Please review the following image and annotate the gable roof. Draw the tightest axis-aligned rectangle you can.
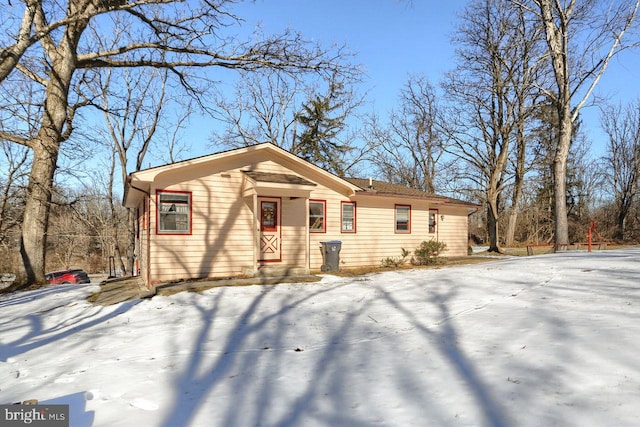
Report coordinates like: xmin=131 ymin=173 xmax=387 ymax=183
xmin=345 ymin=178 xmax=478 ymax=208
xmin=123 ymin=142 xmax=478 ymax=210
xmin=123 ymin=143 xmax=360 ymax=207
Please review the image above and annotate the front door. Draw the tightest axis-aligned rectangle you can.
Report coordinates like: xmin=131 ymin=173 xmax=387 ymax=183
xmin=259 ymin=197 xmax=281 ymax=262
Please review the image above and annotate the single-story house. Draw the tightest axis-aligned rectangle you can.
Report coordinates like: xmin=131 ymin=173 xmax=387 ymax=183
xmin=123 ymin=142 xmax=478 ymax=288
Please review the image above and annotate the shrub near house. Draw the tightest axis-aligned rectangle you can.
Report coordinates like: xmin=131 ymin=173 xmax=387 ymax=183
xmin=381 ymin=241 xmax=447 ymax=268
xmin=413 ymin=240 xmax=447 ymax=265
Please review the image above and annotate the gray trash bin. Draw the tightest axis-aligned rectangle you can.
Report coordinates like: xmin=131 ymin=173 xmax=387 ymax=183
xmin=320 ymin=240 xmax=342 ymax=272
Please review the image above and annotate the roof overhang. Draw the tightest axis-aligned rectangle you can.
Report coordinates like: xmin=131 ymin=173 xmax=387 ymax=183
xmin=242 ymin=171 xmax=317 ymax=198
xmin=123 ymin=176 xmax=150 ymax=209
xmin=352 ymin=190 xmax=480 ymax=211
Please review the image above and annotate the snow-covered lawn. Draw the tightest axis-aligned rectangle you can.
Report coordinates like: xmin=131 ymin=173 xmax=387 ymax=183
xmin=1 ymin=249 xmax=639 ymax=427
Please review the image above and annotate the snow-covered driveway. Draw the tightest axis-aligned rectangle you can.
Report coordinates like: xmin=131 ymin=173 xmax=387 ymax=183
xmin=1 ymin=248 xmax=639 ymax=427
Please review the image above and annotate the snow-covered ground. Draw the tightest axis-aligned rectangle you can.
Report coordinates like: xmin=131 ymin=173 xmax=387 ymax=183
xmin=1 ymin=248 xmax=639 ymax=427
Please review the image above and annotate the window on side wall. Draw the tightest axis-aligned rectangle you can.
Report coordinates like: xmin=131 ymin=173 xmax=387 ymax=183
xmin=157 ymin=191 xmax=191 ymax=234
xmin=395 ymin=204 xmax=411 ymax=233
xmin=309 ymin=200 xmax=326 ymax=233
xmin=341 ymin=201 xmax=356 ymax=233
xmin=429 ymin=209 xmax=438 ymax=234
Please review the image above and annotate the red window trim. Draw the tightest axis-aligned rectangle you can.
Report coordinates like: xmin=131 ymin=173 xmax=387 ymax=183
xmin=309 ymin=199 xmax=327 ymax=233
xmin=260 ymin=200 xmax=279 ymax=232
xmin=341 ymin=201 xmax=357 ymax=233
xmin=258 ymin=196 xmax=282 ymax=263
xmin=156 ymin=190 xmax=193 ymax=236
xmin=395 ymin=204 xmax=411 ymax=234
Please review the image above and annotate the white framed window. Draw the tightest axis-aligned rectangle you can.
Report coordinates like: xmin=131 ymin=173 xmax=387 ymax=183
xmin=309 ymin=200 xmax=326 ymax=233
xmin=157 ymin=191 xmax=191 ymax=234
xmin=395 ymin=204 xmax=411 ymax=233
xmin=341 ymin=201 xmax=356 ymax=233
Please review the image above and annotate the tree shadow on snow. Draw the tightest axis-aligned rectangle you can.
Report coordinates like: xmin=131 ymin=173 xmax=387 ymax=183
xmin=160 ymin=281 xmax=381 ymax=427
xmin=40 ymin=391 xmax=95 ymax=427
xmin=159 ymin=273 xmax=518 ymax=427
xmin=374 ymin=281 xmax=510 ymax=427
xmin=0 ymin=286 xmax=140 ymax=363
xmin=159 ymin=253 xmax=635 ymax=427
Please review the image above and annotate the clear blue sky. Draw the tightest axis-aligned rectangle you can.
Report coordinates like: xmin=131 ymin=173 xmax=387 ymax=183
xmin=189 ymin=0 xmax=640 ymax=160
xmin=239 ymin=0 xmax=460 ymax=107
xmin=179 ymin=0 xmax=463 ymax=161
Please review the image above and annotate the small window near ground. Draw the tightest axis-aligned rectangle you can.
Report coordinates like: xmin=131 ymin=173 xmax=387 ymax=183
xmin=429 ymin=209 xmax=438 ymax=234
xmin=309 ymin=200 xmax=326 ymax=233
xmin=157 ymin=191 xmax=191 ymax=234
xmin=341 ymin=201 xmax=356 ymax=233
xmin=395 ymin=204 xmax=411 ymax=233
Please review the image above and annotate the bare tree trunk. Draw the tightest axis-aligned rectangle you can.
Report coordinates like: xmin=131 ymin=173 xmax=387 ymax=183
xmin=536 ymin=0 xmax=572 ymax=248
xmin=505 ymin=85 xmax=527 ymax=246
xmin=111 ymin=216 xmax=127 ymax=276
xmin=553 ymin=112 xmax=573 ymax=247
xmin=106 ymin=149 xmax=127 ymax=276
xmin=616 ymin=211 xmax=626 ymax=240
xmin=16 ymin=3 xmax=86 ymax=286
xmin=19 ymin=143 xmax=58 ymax=283
xmin=505 ymin=118 xmax=526 ymax=246
xmin=487 ymin=200 xmax=500 ymax=252
xmin=505 ymin=184 xmax=522 ymax=246
xmin=113 ymin=239 xmax=126 ymax=275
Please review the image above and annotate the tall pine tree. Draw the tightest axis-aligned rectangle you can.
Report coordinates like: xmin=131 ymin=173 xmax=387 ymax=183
xmin=295 ymin=79 xmax=351 ymax=175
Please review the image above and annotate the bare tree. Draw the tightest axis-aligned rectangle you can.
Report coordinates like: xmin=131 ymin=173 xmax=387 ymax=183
xmin=90 ymin=62 xmax=188 ymax=276
xmin=517 ymin=0 xmax=640 ymax=247
xmin=48 ymin=206 xmax=91 ymax=270
xmin=77 ymin=170 xmax=123 ymax=271
xmin=365 ymin=75 xmax=447 ymax=193
xmin=0 ymin=0 xmax=354 ymax=285
xmin=0 ymin=143 xmax=29 ymax=248
xmin=444 ymin=0 xmax=540 ymax=252
xmin=600 ymin=100 xmax=640 ymax=239
xmin=504 ymin=8 xmax=545 ymax=246
xmin=210 ymin=69 xmax=365 ymax=175
xmin=211 ymin=70 xmax=303 ymax=151
xmin=47 ymin=181 xmax=128 ymax=273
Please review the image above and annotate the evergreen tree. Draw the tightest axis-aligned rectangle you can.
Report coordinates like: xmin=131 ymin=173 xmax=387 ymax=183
xmin=295 ymin=79 xmax=351 ymax=175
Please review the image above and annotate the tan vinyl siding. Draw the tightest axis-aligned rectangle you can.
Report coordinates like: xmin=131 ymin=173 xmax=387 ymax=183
xmin=308 ymin=192 xmax=469 ymax=270
xmin=129 ymin=143 xmax=473 ymax=285
xmin=148 ymin=170 xmax=255 ymax=282
xmin=144 ymin=158 xmax=324 ymax=282
xmin=280 ymin=197 xmax=307 ymax=267
xmin=436 ymin=209 xmax=469 ymax=256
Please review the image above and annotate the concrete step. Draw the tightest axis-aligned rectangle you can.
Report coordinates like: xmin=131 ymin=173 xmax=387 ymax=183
xmin=254 ymin=266 xmax=310 ymax=278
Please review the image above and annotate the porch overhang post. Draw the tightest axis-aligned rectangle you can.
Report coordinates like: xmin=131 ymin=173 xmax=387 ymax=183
xmin=305 ymin=197 xmax=310 ymax=271
xmin=253 ymin=192 xmax=259 ymax=273
xmin=145 ymin=196 xmax=151 ymax=288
